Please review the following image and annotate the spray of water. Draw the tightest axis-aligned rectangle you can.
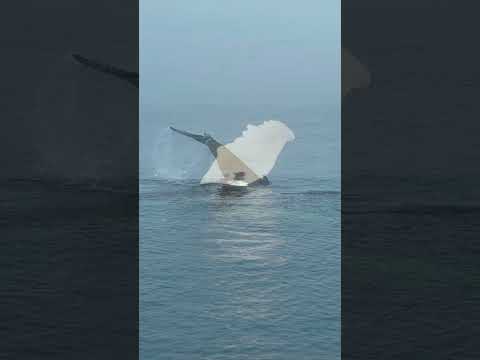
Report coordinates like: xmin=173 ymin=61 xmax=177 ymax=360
xmin=150 ymin=127 xmax=211 ymax=181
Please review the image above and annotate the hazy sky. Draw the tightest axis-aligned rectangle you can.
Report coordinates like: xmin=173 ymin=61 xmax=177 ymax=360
xmin=140 ymin=1 xmax=340 ymax=107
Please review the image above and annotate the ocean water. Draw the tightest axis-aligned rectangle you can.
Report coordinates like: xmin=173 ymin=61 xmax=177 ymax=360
xmin=140 ymin=105 xmax=340 ymax=359
xmin=1 ymin=179 xmax=138 ymax=358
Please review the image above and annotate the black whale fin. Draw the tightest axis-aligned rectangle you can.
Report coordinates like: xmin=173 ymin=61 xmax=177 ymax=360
xmin=72 ymin=54 xmax=138 ymax=88
xmin=169 ymin=126 xmax=223 ymax=156
xmin=169 ymin=127 xmax=208 ymax=144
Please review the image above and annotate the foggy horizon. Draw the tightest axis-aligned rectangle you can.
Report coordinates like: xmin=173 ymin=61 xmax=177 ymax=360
xmin=140 ymin=0 xmax=340 ymax=108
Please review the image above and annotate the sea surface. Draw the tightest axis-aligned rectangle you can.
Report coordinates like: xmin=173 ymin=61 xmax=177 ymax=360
xmin=140 ymin=105 xmax=341 ymax=360
xmin=1 ymin=179 xmax=138 ymax=358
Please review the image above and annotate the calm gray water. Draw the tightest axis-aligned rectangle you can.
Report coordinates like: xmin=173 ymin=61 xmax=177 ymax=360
xmin=140 ymin=106 xmax=340 ymax=359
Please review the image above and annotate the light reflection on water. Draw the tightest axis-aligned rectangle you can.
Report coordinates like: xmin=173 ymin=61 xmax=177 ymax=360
xmin=203 ymin=187 xmax=288 ymax=325
xmin=206 ymin=187 xmax=287 ymax=267
xmin=140 ymin=178 xmax=340 ymax=360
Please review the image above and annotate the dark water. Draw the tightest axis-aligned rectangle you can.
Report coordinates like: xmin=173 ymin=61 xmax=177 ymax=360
xmin=1 ymin=179 xmax=138 ymax=359
xmin=140 ymin=177 xmax=340 ymax=359
xmin=342 ymin=176 xmax=480 ymax=359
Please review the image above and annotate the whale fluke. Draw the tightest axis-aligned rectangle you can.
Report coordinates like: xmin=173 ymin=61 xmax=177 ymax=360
xmin=72 ymin=54 xmax=138 ymax=88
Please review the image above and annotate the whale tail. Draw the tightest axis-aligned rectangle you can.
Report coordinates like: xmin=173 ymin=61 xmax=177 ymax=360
xmin=72 ymin=54 xmax=138 ymax=88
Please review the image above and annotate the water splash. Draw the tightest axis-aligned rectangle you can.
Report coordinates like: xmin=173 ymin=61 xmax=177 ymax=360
xmin=150 ymin=127 xmax=211 ymax=181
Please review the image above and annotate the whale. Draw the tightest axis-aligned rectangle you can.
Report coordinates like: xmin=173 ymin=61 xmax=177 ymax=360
xmin=72 ymin=54 xmax=138 ymax=88
xmin=170 ymin=121 xmax=295 ymax=187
